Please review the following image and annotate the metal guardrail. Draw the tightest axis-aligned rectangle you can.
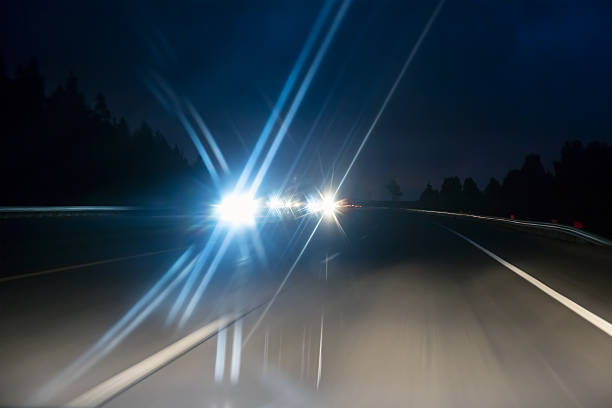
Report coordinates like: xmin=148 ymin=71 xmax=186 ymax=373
xmin=402 ymin=208 xmax=612 ymax=247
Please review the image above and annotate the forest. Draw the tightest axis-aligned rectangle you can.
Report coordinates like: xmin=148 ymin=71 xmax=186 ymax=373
xmin=0 ymin=58 xmax=209 ymax=206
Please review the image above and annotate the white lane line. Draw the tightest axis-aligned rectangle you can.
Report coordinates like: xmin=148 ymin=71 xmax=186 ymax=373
xmin=0 ymin=248 xmax=181 ymax=283
xmin=443 ymin=225 xmax=612 ymax=337
xmin=67 ymin=314 xmax=238 ymax=408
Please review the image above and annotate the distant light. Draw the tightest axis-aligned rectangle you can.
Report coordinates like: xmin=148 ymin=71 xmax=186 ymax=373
xmin=307 ymin=192 xmax=338 ymax=219
xmin=267 ymin=196 xmax=284 ymax=210
xmin=307 ymin=200 xmax=322 ymax=214
xmin=320 ymin=193 xmax=338 ymax=217
xmin=217 ymin=194 xmax=259 ymax=226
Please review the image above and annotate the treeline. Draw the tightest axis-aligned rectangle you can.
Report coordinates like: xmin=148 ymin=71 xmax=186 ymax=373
xmin=0 ymin=58 xmax=207 ymax=206
xmin=418 ymin=141 xmax=612 ymax=236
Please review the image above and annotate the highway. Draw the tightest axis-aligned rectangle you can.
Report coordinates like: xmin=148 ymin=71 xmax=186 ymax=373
xmin=1 ymin=209 xmax=612 ymax=407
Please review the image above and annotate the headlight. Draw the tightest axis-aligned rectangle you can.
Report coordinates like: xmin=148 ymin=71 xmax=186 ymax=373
xmin=266 ymin=196 xmax=284 ymax=209
xmin=307 ymin=193 xmax=338 ymax=219
xmin=217 ymin=194 xmax=259 ymax=227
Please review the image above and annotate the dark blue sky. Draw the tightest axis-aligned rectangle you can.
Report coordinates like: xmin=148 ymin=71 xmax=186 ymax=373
xmin=2 ymin=0 xmax=611 ymax=199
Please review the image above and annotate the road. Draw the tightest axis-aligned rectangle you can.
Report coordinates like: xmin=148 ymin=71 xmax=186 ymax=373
xmin=1 ymin=209 xmax=612 ymax=407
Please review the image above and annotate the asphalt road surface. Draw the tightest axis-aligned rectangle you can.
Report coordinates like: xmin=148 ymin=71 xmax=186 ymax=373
xmin=1 ymin=209 xmax=612 ymax=407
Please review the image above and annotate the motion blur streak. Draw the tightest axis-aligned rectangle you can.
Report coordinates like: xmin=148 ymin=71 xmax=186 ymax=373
xmin=335 ymin=0 xmax=446 ymax=196
xmin=31 ymin=247 xmax=195 ymax=405
xmin=179 ymin=231 xmax=235 ymax=327
xmin=243 ymin=216 xmax=324 ymax=347
xmin=186 ymin=100 xmax=229 ymax=174
xmin=443 ymin=225 xmax=612 ymax=337
xmin=233 ymin=0 xmax=335 ymax=193
xmin=249 ymin=0 xmax=352 ymax=197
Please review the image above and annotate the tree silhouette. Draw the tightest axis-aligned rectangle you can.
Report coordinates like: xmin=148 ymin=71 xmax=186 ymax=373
xmin=386 ymin=176 xmax=403 ymax=201
xmin=462 ymin=177 xmax=482 ymax=213
xmin=417 ymin=141 xmax=612 ymax=237
xmin=484 ymin=177 xmax=502 ymax=215
xmin=419 ymin=182 xmax=439 ymax=209
xmin=440 ymin=176 xmax=462 ymax=211
xmin=0 ymin=58 xmax=204 ymax=206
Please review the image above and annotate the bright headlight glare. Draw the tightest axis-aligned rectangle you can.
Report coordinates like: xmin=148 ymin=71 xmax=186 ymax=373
xmin=217 ymin=194 xmax=259 ymax=226
xmin=267 ymin=196 xmax=283 ymax=209
xmin=320 ymin=194 xmax=337 ymax=217
xmin=307 ymin=193 xmax=338 ymax=218
xmin=307 ymin=200 xmax=322 ymax=213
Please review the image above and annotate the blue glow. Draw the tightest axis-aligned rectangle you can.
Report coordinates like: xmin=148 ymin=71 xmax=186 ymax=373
xmin=149 ymin=74 xmax=220 ymax=186
xmin=277 ymin=82 xmax=336 ymax=194
xmin=215 ymin=328 xmax=227 ymax=383
xmin=216 ymin=193 xmax=260 ymax=227
xmin=335 ymin=0 xmax=446 ymax=196
xmin=166 ymin=227 xmax=222 ymax=325
xmin=179 ymin=231 xmax=235 ymax=327
xmin=32 ymin=247 xmax=194 ymax=404
xmin=186 ymin=100 xmax=230 ymax=174
xmin=249 ymin=0 xmax=353 ymax=197
xmin=233 ymin=0 xmax=335 ymax=194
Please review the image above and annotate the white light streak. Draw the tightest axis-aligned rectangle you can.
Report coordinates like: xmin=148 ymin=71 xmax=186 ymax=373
xmin=335 ymin=0 xmax=446 ymax=196
xmin=32 ymin=248 xmax=195 ymax=405
xmin=249 ymin=0 xmax=353 ymax=197
xmin=234 ymin=0 xmax=335 ymax=193
xmin=243 ymin=216 xmax=324 ymax=347
xmin=186 ymin=100 xmax=230 ymax=174
xmin=179 ymin=231 xmax=235 ymax=327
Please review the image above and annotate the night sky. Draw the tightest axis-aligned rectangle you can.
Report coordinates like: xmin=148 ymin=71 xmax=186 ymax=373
xmin=2 ymin=0 xmax=611 ymax=199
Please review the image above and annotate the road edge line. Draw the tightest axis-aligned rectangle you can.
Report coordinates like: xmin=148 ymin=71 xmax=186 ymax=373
xmin=404 ymin=208 xmax=612 ymax=246
xmin=441 ymin=225 xmax=612 ymax=337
